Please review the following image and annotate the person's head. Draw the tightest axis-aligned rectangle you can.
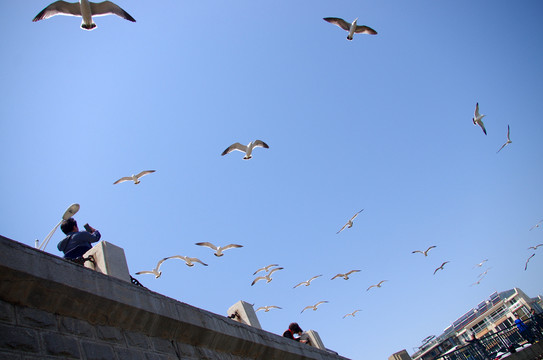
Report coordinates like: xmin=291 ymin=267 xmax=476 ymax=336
xmin=289 ymin=322 xmax=303 ymax=334
xmin=61 ymin=218 xmax=78 ymax=234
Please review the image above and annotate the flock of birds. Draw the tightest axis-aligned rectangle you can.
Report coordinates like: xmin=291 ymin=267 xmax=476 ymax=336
xmin=29 ymin=0 xmax=540 ymax=334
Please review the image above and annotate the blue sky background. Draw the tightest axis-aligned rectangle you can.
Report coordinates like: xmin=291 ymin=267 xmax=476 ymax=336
xmin=1 ymin=1 xmax=542 ymax=359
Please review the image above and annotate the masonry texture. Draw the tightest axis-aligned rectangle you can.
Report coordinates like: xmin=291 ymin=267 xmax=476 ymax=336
xmin=0 ymin=235 xmax=349 ymax=360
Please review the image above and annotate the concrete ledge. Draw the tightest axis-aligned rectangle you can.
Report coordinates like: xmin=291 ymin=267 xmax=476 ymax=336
xmin=0 ymin=235 xmax=349 ymax=360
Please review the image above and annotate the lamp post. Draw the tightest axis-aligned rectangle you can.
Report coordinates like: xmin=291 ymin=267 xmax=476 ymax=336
xmin=37 ymin=203 xmax=80 ymax=251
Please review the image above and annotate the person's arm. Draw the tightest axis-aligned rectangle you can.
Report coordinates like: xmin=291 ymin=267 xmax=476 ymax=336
xmin=81 ymin=230 xmax=101 ymax=243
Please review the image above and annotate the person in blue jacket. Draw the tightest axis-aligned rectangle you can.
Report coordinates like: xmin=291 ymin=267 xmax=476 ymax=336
xmin=57 ymin=218 xmax=101 ymax=260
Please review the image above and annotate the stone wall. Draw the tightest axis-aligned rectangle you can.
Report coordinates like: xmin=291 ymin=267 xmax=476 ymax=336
xmin=0 ymin=235 xmax=349 ymax=360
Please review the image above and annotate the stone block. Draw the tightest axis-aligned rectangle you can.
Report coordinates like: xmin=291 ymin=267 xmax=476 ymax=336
xmin=151 ymin=337 xmax=175 ymax=353
xmin=0 ymin=324 xmax=39 ymax=353
xmin=124 ymin=330 xmax=151 ymax=349
xmin=59 ymin=316 xmax=94 ymax=338
xmin=17 ymin=307 xmax=57 ymax=330
xmin=227 ymin=301 xmax=262 ymax=329
xmin=0 ymin=351 xmax=22 ymax=360
xmin=95 ymin=325 xmax=124 ymax=344
xmin=114 ymin=347 xmax=146 ymax=360
xmin=84 ymin=241 xmax=131 ymax=282
xmin=0 ymin=300 xmax=16 ymax=324
xmin=42 ymin=332 xmax=80 ymax=358
xmin=81 ymin=341 xmax=115 ymax=360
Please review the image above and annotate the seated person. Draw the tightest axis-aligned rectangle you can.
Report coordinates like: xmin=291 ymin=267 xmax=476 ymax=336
xmin=283 ymin=323 xmax=308 ymax=343
xmin=57 ymin=218 xmax=101 ymax=260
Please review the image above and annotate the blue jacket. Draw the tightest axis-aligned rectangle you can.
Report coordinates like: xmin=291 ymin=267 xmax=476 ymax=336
xmin=57 ymin=230 xmax=101 ymax=259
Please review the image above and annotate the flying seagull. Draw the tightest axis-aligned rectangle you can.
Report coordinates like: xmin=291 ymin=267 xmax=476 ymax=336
xmin=366 ymin=280 xmax=387 ymax=291
xmin=33 ymin=0 xmax=136 ymax=30
xmin=255 ymin=305 xmax=282 ymax=312
xmin=323 ymin=17 xmax=377 ymax=40
xmin=433 ymin=261 xmax=450 ymax=275
xmin=472 ymin=102 xmax=487 ymax=135
xmin=477 ymin=268 xmax=491 ymax=278
xmin=412 ymin=246 xmax=437 ymax=257
xmin=135 ymin=257 xmax=170 ymax=278
xmin=470 ymin=278 xmax=483 ymax=286
xmin=528 ymin=244 xmax=543 ymax=251
xmin=113 ymin=170 xmax=155 ymax=185
xmin=301 ymin=301 xmax=328 ymax=313
xmin=530 ymin=220 xmax=543 ymax=231
xmin=525 ymin=254 xmax=535 ymax=270
xmin=337 ymin=209 xmax=364 ymax=234
xmin=343 ymin=310 xmax=362 ymax=319
xmin=293 ymin=275 xmax=322 ymax=288
xmin=474 ymin=259 xmax=489 ymax=268
xmin=164 ymin=255 xmax=208 ymax=267
xmin=251 ymin=267 xmax=284 ymax=286
xmin=221 ymin=140 xmax=269 ymax=159
xmin=496 ymin=125 xmax=512 ymax=153
xmin=195 ymin=242 xmax=243 ymax=257
xmin=331 ymin=270 xmax=361 ymax=280
xmin=253 ymin=264 xmax=279 ymax=275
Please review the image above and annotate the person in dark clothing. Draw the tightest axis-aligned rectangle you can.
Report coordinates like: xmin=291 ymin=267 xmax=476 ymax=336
xmin=515 ymin=314 xmax=535 ymax=344
xmin=283 ymin=323 xmax=307 ymax=343
xmin=57 ymin=218 xmax=101 ymax=260
xmin=530 ymin=309 xmax=543 ymax=338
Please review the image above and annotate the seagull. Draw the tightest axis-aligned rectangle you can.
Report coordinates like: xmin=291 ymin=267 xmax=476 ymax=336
xmin=337 ymin=209 xmax=364 ymax=234
xmin=528 ymin=244 xmax=543 ymax=250
xmin=113 ymin=170 xmax=155 ymax=185
xmin=255 ymin=305 xmax=282 ymax=312
xmin=301 ymin=301 xmax=328 ymax=313
xmin=477 ymin=268 xmax=491 ymax=278
xmin=412 ymin=246 xmax=437 ymax=257
xmin=323 ymin=17 xmax=377 ymax=40
xmin=251 ymin=267 xmax=284 ymax=286
xmin=331 ymin=270 xmax=361 ymax=280
xmin=433 ymin=261 xmax=450 ymax=275
xmin=366 ymin=280 xmax=387 ymax=291
xmin=472 ymin=102 xmax=487 ymax=135
xmin=135 ymin=257 xmax=170 ymax=278
xmin=221 ymin=140 xmax=269 ymax=159
xmin=253 ymin=264 xmax=279 ymax=275
xmin=33 ymin=0 xmax=136 ymax=31
xmin=343 ymin=310 xmax=362 ymax=319
xmin=525 ymin=254 xmax=535 ymax=271
xmin=293 ymin=275 xmax=322 ymax=288
xmin=529 ymin=220 xmax=543 ymax=231
xmin=474 ymin=259 xmax=489 ymax=268
xmin=164 ymin=255 xmax=208 ymax=267
xmin=470 ymin=278 xmax=483 ymax=286
xmin=496 ymin=125 xmax=512 ymax=153
xmin=195 ymin=242 xmax=243 ymax=257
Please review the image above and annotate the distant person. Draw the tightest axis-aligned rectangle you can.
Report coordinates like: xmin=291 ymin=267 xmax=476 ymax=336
xmin=466 ymin=333 xmax=489 ymax=359
xmin=57 ymin=218 xmax=101 ymax=261
xmin=530 ymin=309 xmax=543 ymax=334
xmin=515 ymin=314 xmax=534 ymax=344
xmin=283 ymin=323 xmax=307 ymax=343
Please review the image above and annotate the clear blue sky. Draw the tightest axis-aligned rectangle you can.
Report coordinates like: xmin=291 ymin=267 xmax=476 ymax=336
xmin=1 ymin=1 xmax=542 ymax=359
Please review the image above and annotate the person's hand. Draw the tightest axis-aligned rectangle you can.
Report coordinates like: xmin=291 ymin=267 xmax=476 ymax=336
xmin=300 ymin=340 xmax=308 ymax=344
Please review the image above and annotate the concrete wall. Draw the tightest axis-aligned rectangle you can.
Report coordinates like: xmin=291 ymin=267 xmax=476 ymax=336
xmin=0 ymin=235 xmax=349 ymax=360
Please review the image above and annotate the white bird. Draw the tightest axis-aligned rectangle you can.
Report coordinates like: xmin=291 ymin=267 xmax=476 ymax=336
xmin=470 ymin=279 xmax=483 ymax=286
xmin=529 ymin=220 xmax=543 ymax=231
xmin=33 ymin=0 xmax=136 ymax=30
xmin=255 ymin=305 xmax=282 ymax=312
xmin=477 ymin=268 xmax=491 ymax=278
xmin=165 ymin=255 xmax=208 ymax=267
xmin=528 ymin=244 xmax=543 ymax=251
xmin=412 ymin=246 xmax=437 ymax=257
xmin=331 ymin=270 xmax=361 ymax=280
xmin=472 ymin=102 xmax=487 ymax=135
xmin=525 ymin=254 xmax=535 ymax=271
xmin=474 ymin=259 xmax=489 ymax=268
xmin=366 ymin=280 xmax=387 ymax=291
xmin=251 ymin=267 xmax=284 ymax=286
xmin=195 ymin=242 xmax=243 ymax=257
xmin=301 ymin=301 xmax=328 ymax=313
xmin=293 ymin=275 xmax=322 ymax=288
xmin=323 ymin=17 xmax=377 ymax=40
xmin=496 ymin=125 xmax=512 ymax=153
xmin=113 ymin=170 xmax=155 ymax=185
xmin=433 ymin=261 xmax=450 ymax=275
xmin=337 ymin=209 xmax=364 ymax=234
xmin=221 ymin=140 xmax=269 ymax=159
xmin=343 ymin=310 xmax=362 ymax=319
xmin=135 ymin=257 xmax=170 ymax=278
xmin=253 ymin=264 xmax=279 ymax=275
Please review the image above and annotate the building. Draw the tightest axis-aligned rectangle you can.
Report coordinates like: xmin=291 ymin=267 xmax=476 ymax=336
xmin=410 ymin=288 xmax=543 ymax=360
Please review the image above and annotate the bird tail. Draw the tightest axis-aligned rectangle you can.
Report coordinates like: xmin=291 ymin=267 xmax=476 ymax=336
xmin=81 ymin=23 xmax=97 ymax=30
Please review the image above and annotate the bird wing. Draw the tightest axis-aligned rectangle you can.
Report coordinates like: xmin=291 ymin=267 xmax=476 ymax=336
xmin=293 ymin=282 xmax=305 ymax=289
xmin=135 ymin=270 xmax=155 ymax=276
xmin=474 ymin=103 xmax=480 ymax=118
xmin=336 ymin=223 xmax=348 ymax=234
xmin=331 ymin=274 xmax=342 ymax=280
xmin=252 ymin=140 xmax=269 ymax=149
xmin=323 ymin=17 xmax=351 ymax=31
xmin=113 ymin=176 xmax=132 ymax=184
xmin=269 ymin=305 xmax=281 ymax=309
xmin=350 ymin=209 xmax=364 ymax=221
xmin=529 ymin=221 xmax=542 ymax=231
xmin=343 ymin=313 xmax=352 ymax=318
xmin=155 ymin=257 xmax=172 ymax=271
xmin=253 ymin=267 xmax=266 ymax=275
xmin=268 ymin=267 xmax=284 ymax=276
xmin=222 ymin=244 xmax=243 ymax=251
xmin=478 ymin=120 xmax=487 ymax=135
xmin=186 ymin=257 xmax=208 ymax=266
xmin=412 ymin=250 xmax=424 ymax=255
xmin=301 ymin=306 xmax=313 ymax=313
xmin=309 ymin=275 xmax=322 ymax=282
xmin=507 ymin=125 xmax=511 ymax=141
xmin=354 ymin=25 xmax=378 ymax=35
xmin=135 ymin=170 xmax=155 ymax=179
xmin=525 ymin=254 xmax=535 ymax=270
xmin=314 ymin=301 xmax=328 ymax=307
xmin=366 ymin=284 xmax=376 ymax=291
xmin=33 ymin=1 xmax=82 ymax=21
xmin=255 ymin=307 xmax=266 ymax=312
xmin=251 ymin=276 xmax=267 ymax=286
xmin=378 ymin=280 xmax=387 ymax=286
xmin=90 ymin=1 xmax=136 ymax=22
xmin=195 ymin=242 xmax=218 ymax=250
xmin=221 ymin=143 xmax=247 ymax=156
xmin=345 ymin=270 xmax=361 ymax=276
xmin=497 ymin=142 xmax=508 ymax=153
